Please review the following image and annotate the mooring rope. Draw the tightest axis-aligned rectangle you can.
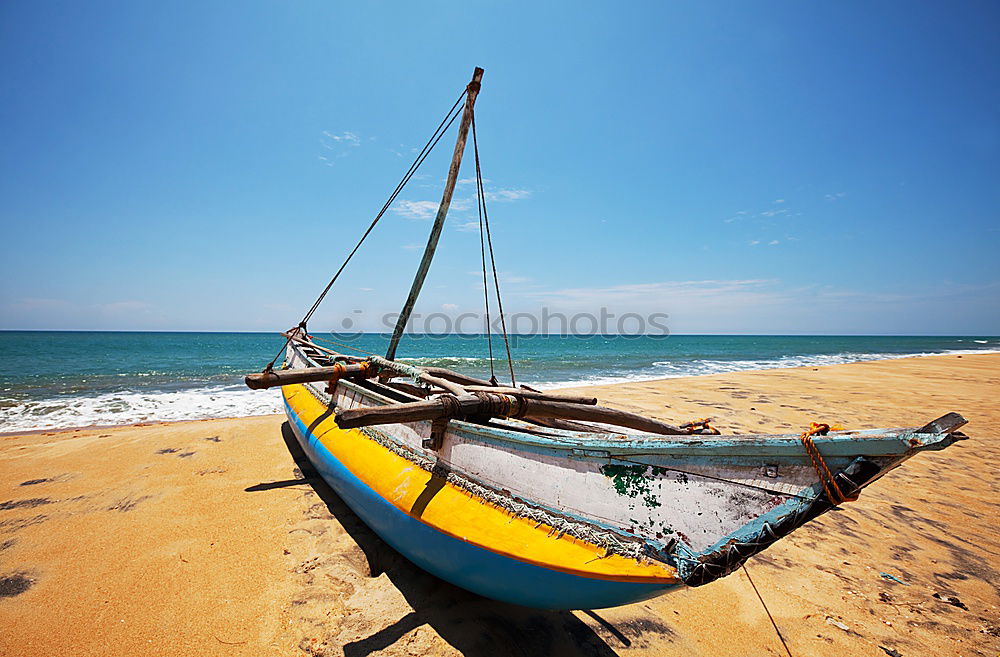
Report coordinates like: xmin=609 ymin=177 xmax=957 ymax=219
xmin=741 ymin=562 xmax=794 ymax=657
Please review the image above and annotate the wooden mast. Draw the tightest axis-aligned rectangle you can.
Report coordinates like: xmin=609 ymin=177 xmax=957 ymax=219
xmin=385 ymin=67 xmax=484 ymax=360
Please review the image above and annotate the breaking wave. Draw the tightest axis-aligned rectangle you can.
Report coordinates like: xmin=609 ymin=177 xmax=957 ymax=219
xmin=0 ymin=385 xmax=284 ymax=433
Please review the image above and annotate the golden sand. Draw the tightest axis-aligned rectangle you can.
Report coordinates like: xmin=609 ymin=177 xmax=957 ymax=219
xmin=1 ymin=353 xmax=997 ymax=656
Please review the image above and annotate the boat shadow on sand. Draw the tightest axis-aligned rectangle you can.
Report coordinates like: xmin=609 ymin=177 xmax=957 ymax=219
xmin=260 ymin=421 xmax=650 ymax=657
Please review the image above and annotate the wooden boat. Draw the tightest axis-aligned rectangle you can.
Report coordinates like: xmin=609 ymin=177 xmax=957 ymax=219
xmin=246 ymin=68 xmax=968 ymax=610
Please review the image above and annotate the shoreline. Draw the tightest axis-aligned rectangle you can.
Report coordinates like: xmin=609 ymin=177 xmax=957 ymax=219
xmin=1 ymin=350 xmax=997 ymax=656
xmin=4 ymin=350 xmax=996 ymax=437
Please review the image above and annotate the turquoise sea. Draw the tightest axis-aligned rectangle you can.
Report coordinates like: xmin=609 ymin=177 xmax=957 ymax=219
xmin=1 ymin=331 xmax=997 ymax=432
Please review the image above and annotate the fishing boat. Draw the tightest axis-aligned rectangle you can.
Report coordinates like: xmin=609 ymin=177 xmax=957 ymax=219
xmin=245 ymin=68 xmax=968 ymax=610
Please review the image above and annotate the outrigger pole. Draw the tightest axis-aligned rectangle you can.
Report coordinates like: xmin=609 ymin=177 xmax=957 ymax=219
xmin=385 ymin=66 xmax=485 ymax=361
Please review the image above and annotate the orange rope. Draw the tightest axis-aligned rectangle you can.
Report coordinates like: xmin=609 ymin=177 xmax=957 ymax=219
xmin=800 ymin=422 xmax=857 ymax=505
xmin=682 ymin=418 xmax=720 ymax=435
xmin=324 ymin=361 xmax=374 ymax=394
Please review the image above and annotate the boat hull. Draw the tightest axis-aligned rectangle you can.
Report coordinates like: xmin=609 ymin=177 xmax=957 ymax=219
xmin=284 ymin=392 xmax=679 ymax=609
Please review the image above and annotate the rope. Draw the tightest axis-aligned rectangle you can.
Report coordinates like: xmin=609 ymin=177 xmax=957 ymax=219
xmin=262 ymin=89 xmax=468 ymax=372
xmin=473 ymin=120 xmax=496 ymax=384
xmin=741 ymin=562 xmax=794 ymax=657
xmin=680 ymin=418 xmax=720 ymax=435
xmin=310 ymin=334 xmax=380 ymax=358
xmin=471 ymin=111 xmax=516 ymax=386
xmin=800 ymin=422 xmax=857 ymax=506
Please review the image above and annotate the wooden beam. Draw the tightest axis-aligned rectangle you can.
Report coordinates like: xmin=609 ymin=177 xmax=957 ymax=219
xmin=335 ymin=392 xmax=687 ymax=435
xmin=245 ymin=364 xmax=371 ymax=390
xmin=462 ymin=386 xmax=598 ymax=405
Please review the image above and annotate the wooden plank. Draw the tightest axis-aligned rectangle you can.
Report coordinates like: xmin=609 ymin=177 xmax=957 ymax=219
xmin=335 ymin=392 xmax=687 ymax=435
xmin=244 ymin=364 xmax=370 ymax=390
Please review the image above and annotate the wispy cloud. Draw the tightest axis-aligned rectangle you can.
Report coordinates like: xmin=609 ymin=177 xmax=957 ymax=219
xmin=486 ymin=188 xmax=531 ymax=202
xmin=825 ymin=192 xmax=846 ymax=201
xmin=393 ymin=196 xmax=476 ymax=220
xmin=318 ymin=130 xmax=362 ymax=166
xmin=321 ymin=130 xmax=361 ymax=147
xmin=395 ymin=200 xmax=440 ymax=220
xmin=401 ymin=243 xmax=423 ymax=251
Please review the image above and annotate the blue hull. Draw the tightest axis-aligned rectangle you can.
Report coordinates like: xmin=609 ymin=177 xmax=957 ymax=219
xmin=285 ymin=399 xmax=678 ymax=609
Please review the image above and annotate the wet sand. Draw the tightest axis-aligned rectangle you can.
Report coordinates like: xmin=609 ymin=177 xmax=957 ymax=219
xmin=1 ymin=353 xmax=997 ymax=656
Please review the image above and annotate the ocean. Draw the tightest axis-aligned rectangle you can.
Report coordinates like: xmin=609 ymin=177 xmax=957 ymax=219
xmin=1 ymin=331 xmax=997 ymax=432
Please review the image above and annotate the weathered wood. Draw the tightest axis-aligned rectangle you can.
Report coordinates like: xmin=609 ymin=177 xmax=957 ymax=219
xmin=462 ymin=386 xmax=598 ymax=405
xmin=337 ymin=394 xmax=483 ymax=428
xmin=422 ymin=367 xmax=494 ymax=388
xmin=367 ymin=355 xmax=468 ymax=395
xmin=916 ymin=412 xmax=968 ymax=434
xmin=381 ymin=366 xmax=493 ymax=388
xmin=335 ymin=393 xmax=687 ymax=435
xmin=521 ymin=416 xmax=604 ymax=432
xmin=383 ymin=380 xmax=430 ymax=399
xmin=245 ymin=364 xmax=371 ymax=390
xmin=521 ymin=399 xmax=687 ymax=435
xmin=280 ymin=334 xmax=350 ymax=360
xmin=385 ymin=67 xmax=485 ymax=361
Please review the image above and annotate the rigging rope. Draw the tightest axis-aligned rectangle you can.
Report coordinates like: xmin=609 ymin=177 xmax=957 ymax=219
xmin=470 ymin=111 xmax=516 ymax=386
xmin=473 ymin=126 xmax=496 ymax=384
xmin=262 ymin=89 xmax=468 ymax=372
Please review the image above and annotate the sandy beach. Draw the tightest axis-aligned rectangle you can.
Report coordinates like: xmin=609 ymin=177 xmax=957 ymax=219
xmin=1 ymin=352 xmax=997 ymax=657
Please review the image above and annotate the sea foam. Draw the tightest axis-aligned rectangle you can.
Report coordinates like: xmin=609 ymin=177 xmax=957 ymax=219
xmin=0 ymin=385 xmax=284 ymax=433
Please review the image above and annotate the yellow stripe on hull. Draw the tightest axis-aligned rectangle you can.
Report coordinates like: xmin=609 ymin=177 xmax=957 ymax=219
xmin=283 ymin=384 xmax=679 ymax=585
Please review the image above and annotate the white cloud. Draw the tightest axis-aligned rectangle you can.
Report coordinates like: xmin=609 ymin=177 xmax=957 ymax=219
xmin=486 ymin=188 xmax=531 ymax=202
xmin=774 ymin=199 xmax=786 ymax=204
xmin=395 ymin=197 xmax=476 ymax=220
xmin=454 ymin=221 xmax=480 ymax=232
xmin=321 ymin=130 xmax=361 ymax=147
xmin=825 ymin=192 xmax=846 ymax=201
xmin=394 ymin=200 xmax=440 ymax=219
xmin=759 ymin=208 xmax=788 ymax=217
xmin=401 ymin=243 xmax=423 ymax=251
xmin=442 ymin=303 xmax=459 ymax=310
xmin=749 ymin=240 xmax=761 ymax=246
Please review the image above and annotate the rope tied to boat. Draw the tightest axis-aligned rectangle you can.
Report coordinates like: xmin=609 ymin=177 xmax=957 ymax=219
xmin=324 ymin=361 xmax=375 ymax=394
xmin=681 ymin=418 xmax=720 ymax=435
xmin=800 ymin=422 xmax=857 ymax=506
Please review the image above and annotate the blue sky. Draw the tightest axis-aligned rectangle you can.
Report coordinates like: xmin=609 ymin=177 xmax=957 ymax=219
xmin=1 ymin=1 xmax=998 ymax=334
